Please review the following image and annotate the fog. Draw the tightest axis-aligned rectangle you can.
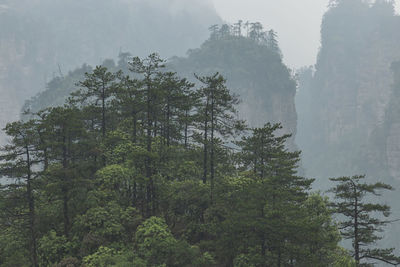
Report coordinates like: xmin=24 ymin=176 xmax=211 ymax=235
xmin=212 ymin=0 xmax=400 ymax=68
xmin=2 ymin=0 xmax=400 ymax=265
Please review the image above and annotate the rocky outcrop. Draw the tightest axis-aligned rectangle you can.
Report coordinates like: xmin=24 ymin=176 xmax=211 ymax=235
xmin=171 ymin=30 xmax=298 ymax=149
xmin=383 ymin=62 xmax=400 ymax=180
xmin=0 ymin=37 xmax=44 ymax=143
xmin=386 ymin=123 xmax=400 ymax=179
xmin=296 ymin=0 xmax=400 ymax=181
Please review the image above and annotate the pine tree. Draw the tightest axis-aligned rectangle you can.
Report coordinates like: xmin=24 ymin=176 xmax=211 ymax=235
xmin=208 ymin=24 xmax=220 ymax=40
xmin=267 ymin=29 xmax=280 ymax=54
xmin=0 ymin=120 xmax=42 ymax=267
xmin=249 ymin=22 xmax=263 ymax=42
xmin=236 ymin=123 xmax=313 ymax=266
xmin=195 ymin=73 xmax=243 ymax=198
xmin=329 ymin=175 xmax=400 ymax=266
xmin=128 ymin=53 xmax=165 ymax=216
xmin=72 ymin=65 xmax=117 ymax=139
xmin=158 ymin=72 xmax=195 ymax=147
xmin=112 ymin=72 xmax=144 ymax=144
xmin=233 ymin=20 xmax=243 ymax=37
xmin=39 ymin=106 xmax=86 ymax=237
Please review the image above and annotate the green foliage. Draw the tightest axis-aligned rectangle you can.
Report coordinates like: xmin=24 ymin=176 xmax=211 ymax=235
xmin=73 ymin=201 xmax=141 ymax=248
xmin=135 ymin=216 xmax=178 ymax=265
xmin=134 ymin=216 xmax=215 ymax=267
xmin=0 ymin=227 xmax=31 ymax=267
xmin=82 ymin=246 xmax=134 ymax=267
xmin=331 ymin=247 xmax=357 ymax=267
xmin=37 ymin=230 xmax=74 ymax=266
xmin=0 ymin=52 xmax=352 ymax=266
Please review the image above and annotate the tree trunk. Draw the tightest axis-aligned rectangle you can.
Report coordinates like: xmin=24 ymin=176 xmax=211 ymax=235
xmin=261 ymin=206 xmax=266 ymax=260
xmin=62 ymin=129 xmax=70 ymax=237
xmin=101 ymin=86 xmax=107 ymax=166
xmin=184 ymin=110 xmax=188 ymax=148
xmin=166 ymin=99 xmax=171 ymax=147
xmin=354 ymin=186 xmax=360 ymax=266
xmin=210 ymin=89 xmax=215 ymax=201
xmin=101 ymin=87 xmax=106 ymax=138
xmin=26 ymin=146 xmax=38 ymax=267
xmin=132 ymin=111 xmax=137 ymax=143
xmin=146 ymin=80 xmax=153 ymax=217
xmin=203 ymin=99 xmax=209 ymax=184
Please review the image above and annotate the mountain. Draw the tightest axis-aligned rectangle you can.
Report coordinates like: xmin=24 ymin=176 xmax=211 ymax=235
xmin=0 ymin=0 xmax=221 ymax=142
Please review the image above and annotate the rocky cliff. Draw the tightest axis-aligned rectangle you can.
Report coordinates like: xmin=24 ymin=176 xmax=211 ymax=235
xmin=383 ymin=62 xmax=400 ymax=181
xmin=296 ymin=0 xmax=400 ymax=184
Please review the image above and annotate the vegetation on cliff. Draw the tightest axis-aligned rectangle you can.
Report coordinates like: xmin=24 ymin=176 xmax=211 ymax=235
xmin=170 ymin=22 xmax=297 ymax=136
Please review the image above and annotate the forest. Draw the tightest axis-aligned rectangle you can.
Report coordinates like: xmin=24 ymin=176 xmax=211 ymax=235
xmin=2 ymin=0 xmax=400 ymax=266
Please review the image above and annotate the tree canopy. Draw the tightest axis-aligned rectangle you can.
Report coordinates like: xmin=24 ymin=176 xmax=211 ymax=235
xmin=0 ymin=53 xmax=359 ymax=266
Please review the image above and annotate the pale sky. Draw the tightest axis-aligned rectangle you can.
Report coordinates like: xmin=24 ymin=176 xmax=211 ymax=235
xmin=212 ymin=0 xmax=400 ymax=69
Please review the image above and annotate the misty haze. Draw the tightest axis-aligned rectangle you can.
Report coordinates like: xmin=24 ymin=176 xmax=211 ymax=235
xmin=1 ymin=0 xmax=400 ymax=266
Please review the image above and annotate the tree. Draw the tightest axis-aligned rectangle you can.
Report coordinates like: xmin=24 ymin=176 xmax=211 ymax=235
xmin=134 ymin=216 xmax=214 ymax=267
xmin=267 ymin=30 xmax=280 ymax=54
xmin=208 ymin=24 xmax=220 ymax=40
xmin=0 ymin=120 xmax=41 ymax=267
xmin=249 ymin=22 xmax=263 ymax=42
xmin=235 ymin=123 xmax=314 ymax=266
xmin=329 ymin=175 xmax=400 ymax=266
xmin=219 ymin=24 xmax=231 ymax=38
xmin=128 ymin=53 xmax=165 ymax=216
xmin=72 ymin=65 xmax=117 ymax=139
xmin=39 ymin=106 xmax=87 ymax=237
xmin=233 ymin=20 xmax=243 ymax=37
xmin=157 ymin=72 xmax=195 ymax=147
xmin=112 ymin=72 xmax=144 ymax=144
xmin=195 ymin=73 xmax=243 ymax=198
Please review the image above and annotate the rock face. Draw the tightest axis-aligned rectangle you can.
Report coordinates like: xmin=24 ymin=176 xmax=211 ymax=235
xmin=0 ymin=0 xmax=221 ymax=143
xmin=296 ymin=0 xmax=400 ymax=183
xmin=383 ymin=62 xmax=400 ymax=181
xmin=0 ymin=36 xmax=42 ymax=142
xmin=171 ymin=29 xmax=298 ymax=149
xmin=386 ymin=123 xmax=400 ymax=178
